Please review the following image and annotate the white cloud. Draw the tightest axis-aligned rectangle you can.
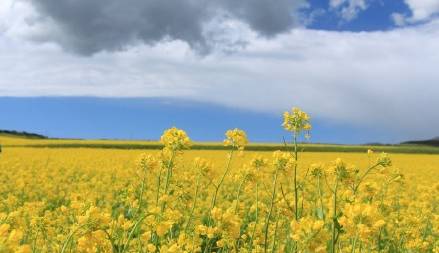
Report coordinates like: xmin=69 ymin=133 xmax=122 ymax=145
xmin=391 ymin=12 xmax=407 ymax=26
xmin=404 ymin=0 xmax=439 ymax=21
xmin=330 ymin=0 xmax=368 ymax=21
xmin=1 ymin=1 xmax=439 ymax=141
xmin=392 ymin=0 xmax=439 ymax=25
xmin=0 ymin=0 xmax=36 ymax=37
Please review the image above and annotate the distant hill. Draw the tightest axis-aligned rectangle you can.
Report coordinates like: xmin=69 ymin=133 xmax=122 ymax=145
xmin=0 ymin=130 xmax=48 ymax=139
xmin=402 ymin=137 xmax=439 ymax=147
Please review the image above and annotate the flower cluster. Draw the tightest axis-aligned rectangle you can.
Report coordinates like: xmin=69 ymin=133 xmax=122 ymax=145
xmin=272 ymin=150 xmax=295 ymax=170
xmin=136 ymin=153 xmax=158 ymax=175
xmin=283 ymin=107 xmax=312 ymax=139
xmin=160 ymin=127 xmax=191 ymax=151
xmin=339 ymin=203 xmax=386 ymax=245
xmin=290 ymin=216 xmax=328 ymax=252
xmin=223 ymin=128 xmax=248 ymax=151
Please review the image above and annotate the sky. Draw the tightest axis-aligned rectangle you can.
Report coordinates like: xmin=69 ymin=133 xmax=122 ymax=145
xmin=1 ymin=0 xmax=439 ymax=143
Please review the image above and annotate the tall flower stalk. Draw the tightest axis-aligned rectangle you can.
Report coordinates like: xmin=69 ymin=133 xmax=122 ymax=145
xmin=263 ymin=163 xmax=280 ymax=253
xmin=283 ymin=107 xmax=311 ymax=220
xmin=135 ymin=154 xmax=158 ymax=215
xmin=264 ymin=151 xmax=294 ymax=252
xmin=158 ymin=127 xmax=191 ymax=212
xmin=185 ymin=161 xmax=202 ymax=233
xmin=209 ymin=129 xmax=248 ymax=220
xmin=247 ymin=156 xmax=267 ymax=252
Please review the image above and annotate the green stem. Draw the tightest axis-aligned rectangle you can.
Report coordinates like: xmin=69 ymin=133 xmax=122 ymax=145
xmin=161 ymin=150 xmax=176 ymax=211
xmin=293 ymin=133 xmax=298 ymax=161
xmin=317 ymin=176 xmax=325 ymax=220
xmin=155 ymin=168 xmax=163 ymax=207
xmin=293 ymin=133 xmax=299 ymax=220
xmin=211 ymin=150 xmax=234 ymax=210
xmin=163 ymin=151 xmax=176 ymax=196
xmin=271 ymin=211 xmax=280 ymax=253
xmin=235 ymin=174 xmax=248 ymax=214
xmin=137 ymin=175 xmax=146 ymax=216
xmin=294 ymin=164 xmax=299 ymax=220
xmin=121 ymin=215 xmax=147 ymax=253
xmin=331 ymin=177 xmax=339 ymax=253
xmin=60 ymin=223 xmax=89 ymax=253
xmin=352 ymin=233 xmax=359 ymax=253
xmin=185 ymin=172 xmax=201 ymax=233
xmin=264 ymin=165 xmax=280 ymax=253
xmin=249 ymin=183 xmax=259 ymax=252
xmin=353 ymin=163 xmax=380 ymax=194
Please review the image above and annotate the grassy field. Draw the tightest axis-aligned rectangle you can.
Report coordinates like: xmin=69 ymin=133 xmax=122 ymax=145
xmin=2 ymin=134 xmax=439 ymax=154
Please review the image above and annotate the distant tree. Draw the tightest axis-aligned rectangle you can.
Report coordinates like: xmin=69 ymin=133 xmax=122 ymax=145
xmin=0 ymin=130 xmax=47 ymax=139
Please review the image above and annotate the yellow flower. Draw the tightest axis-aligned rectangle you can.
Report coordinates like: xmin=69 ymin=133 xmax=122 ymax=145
xmin=217 ymin=239 xmax=226 ymax=247
xmin=377 ymin=152 xmax=392 ymax=167
xmin=160 ymin=127 xmax=191 ymax=151
xmin=0 ymin=223 xmax=10 ymax=237
xmin=223 ymin=128 xmax=248 ymax=151
xmin=250 ymin=156 xmax=268 ymax=170
xmin=282 ymin=107 xmax=312 ymax=138
xmin=340 ymin=202 xmax=385 ymax=245
xmin=207 ymin=227 xmax=217 ymax=239
xmin=193 ymin=157 xmax=213 ymax=177
xmin=272 ymin=151 xmax=295 ymax=170
xmin=167 ymin=243 xmax=179 ymax=253
xmin=147 ymin=244 xmax=157 ymax=252
xmin=137 ymin=153 xmax=158 ymax=173
xmin=156 ymin=223 xmax=169 ymax=237
xmin=15 ymin=245 xmax=32 ymax=253
xmin=290 ymin=216 xmax=328 ymax=252
xmin=8 ymin=229 xmax=23 ymax=245
xmin=211 ymin=207 xmax=223 ymax=221
xmin=77 ymin=235 xmax=93 ymax=251
xmin=373 ymin=219 xmax=386 ymax=229
xmin=195 ymin=225 xmax=207 ymax=235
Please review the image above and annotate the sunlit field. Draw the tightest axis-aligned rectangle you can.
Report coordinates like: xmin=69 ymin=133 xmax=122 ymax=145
xmin=0 ymin=109 xmax=438 ymax=252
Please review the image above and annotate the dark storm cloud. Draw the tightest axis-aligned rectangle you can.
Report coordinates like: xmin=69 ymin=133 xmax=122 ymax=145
xmin=29 ymin=0 xmax=306 ymax=55
xmin=220 ymin=0 xmax=303 ymax=36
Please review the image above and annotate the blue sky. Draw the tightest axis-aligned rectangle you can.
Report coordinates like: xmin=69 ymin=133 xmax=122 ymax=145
xmin=1 ymin=0 xmax=439 ymax=144
xmin=306 ymin=0 xmax=412 ymax=31
xmin=0 ymin=97 xmax=406 ymax=144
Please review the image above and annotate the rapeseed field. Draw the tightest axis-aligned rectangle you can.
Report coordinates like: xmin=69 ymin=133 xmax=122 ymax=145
xmin=0 ymin=108 xmax=438 ymax=252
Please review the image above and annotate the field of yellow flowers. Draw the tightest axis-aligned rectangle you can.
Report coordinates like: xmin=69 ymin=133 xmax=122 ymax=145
xmin=1 ymin=108 xmax=438 ymax=253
